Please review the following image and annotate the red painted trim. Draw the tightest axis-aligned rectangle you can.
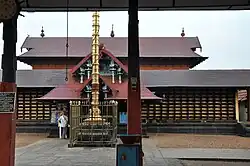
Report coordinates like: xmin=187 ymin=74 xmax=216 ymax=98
xmin=71 ymin=49 xmax=128 ymax=75
xmin=76 ymin=78 xmax=92 ymax=92
xmin=0 ymin=82 xmax=16 ymax=166
xmin=101 ymin=49 xmax=128 ymax=73
xmin=99 ymin=75 xmax=118 ymax=91
xmin=71 ymin=52 xmax=104 ymax=74
xmin=70 ymin=53 xmax=91 ymax=73
xmin=78 ymin=76 xmax=117 ymax=93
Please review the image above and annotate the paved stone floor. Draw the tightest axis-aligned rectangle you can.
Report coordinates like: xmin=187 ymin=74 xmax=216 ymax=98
xmin=15 ymin=139 xmax=183 ymax=166
xmin=15 ymin=138 xmax=250 ymax=166
xmin=180 ymin=160 xmax=250 ymax=166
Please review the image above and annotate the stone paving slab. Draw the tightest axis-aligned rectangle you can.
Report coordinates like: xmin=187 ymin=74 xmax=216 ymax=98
xmin=15 ymin=138 xmax=250 ymax=166
xmin=15 ymin=139 xmax=183 ymax=166
xmin=159 ymin=148 xmax=250 ymax=160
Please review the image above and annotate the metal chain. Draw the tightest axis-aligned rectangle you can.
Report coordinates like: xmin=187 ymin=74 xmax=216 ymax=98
xmin=65 ymin=0 xmax=69 ymax=81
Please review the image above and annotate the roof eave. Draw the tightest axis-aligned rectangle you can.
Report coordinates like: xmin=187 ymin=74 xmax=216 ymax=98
xmin=20 ymin=35 xmax=31 ymax=52
xmin=189 ymin=57 xmax=208 ymax=68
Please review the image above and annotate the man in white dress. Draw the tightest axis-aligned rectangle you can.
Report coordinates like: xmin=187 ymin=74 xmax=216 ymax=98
xmin=58 ymin=111 xmax=68 ymax=139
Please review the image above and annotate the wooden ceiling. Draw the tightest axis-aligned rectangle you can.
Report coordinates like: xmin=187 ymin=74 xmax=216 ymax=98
xmin=18 ymin=0 xmax=250 ymax=12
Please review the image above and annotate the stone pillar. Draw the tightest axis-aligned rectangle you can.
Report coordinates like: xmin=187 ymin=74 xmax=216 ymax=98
xmin=0 ymin=17 xmax=17 ymax=166
xmin=127 ymin=0 xmax=141 ymax=135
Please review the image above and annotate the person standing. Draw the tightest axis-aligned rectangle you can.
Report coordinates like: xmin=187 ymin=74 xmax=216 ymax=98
xmin=58 ymin=111 xmax=68 ymax=139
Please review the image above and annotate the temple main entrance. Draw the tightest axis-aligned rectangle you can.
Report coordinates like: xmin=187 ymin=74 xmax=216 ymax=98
xmin=68 ymin=100 xmax=118 ymax=147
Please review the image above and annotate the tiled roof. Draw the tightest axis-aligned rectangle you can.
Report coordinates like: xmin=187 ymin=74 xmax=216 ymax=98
xmin=140 ymin=70 xmax=250 ymax=87
xmin=70 ymin=49 xmax=128 ymax=73
xmin=19 ymin=37 xmax=203 ymax=58
xmin=38 ymin=78 xmax=91 ymax=100
xmin=8 ymin=70 xmax=66 ymax=87
xmin=38 ymin=75 xmax=159 ymax=100
xmin=4 ymin=69 xmax=250 ymax=88
xmin=38 ymin=83 xmax=84 ymax=100
xmin=101 ymin=76 xmax=160 ymax=100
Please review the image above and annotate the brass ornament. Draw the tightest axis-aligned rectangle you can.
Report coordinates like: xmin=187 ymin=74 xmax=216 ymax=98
xmin=0 ymin=0 xmax=18 ymax=22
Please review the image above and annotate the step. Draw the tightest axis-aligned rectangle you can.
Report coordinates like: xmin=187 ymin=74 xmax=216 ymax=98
xmin=147 ymin=126 xmax=236 ymax=134
xmin=16 ymin=125 xmax=51 ymax=133
xmin=236 ymin=123 xmax=250 ymax=137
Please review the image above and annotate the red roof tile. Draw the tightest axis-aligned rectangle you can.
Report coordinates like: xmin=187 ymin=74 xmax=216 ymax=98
xmin=19 ymin=37 xmax=203 ymax=58
xmin=38 ymin=79 xmax=91 ymax=100
xmin=101 ymin=76 xmax=160 ymax=100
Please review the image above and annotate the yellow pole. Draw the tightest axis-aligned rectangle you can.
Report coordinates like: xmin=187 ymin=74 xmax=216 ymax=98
xmin=91 ymin=11 xmax=102 ymax=121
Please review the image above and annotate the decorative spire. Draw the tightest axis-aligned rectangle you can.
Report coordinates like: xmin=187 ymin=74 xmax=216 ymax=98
xmin=181 ymin=27 xmax=185 ymax=37
xmin=110 ymin=24 xmax=115 ymax=38
xmin=40 ymin=26 xmax=45 ymax=38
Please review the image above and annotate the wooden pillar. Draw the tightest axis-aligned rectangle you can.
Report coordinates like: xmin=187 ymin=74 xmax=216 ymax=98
xmin=0 ymin=18 xmax=17 ymax=166
xmin=247 ymin=88 xmax=250 ymax=121
xmin=127 ymin=0 xmax=141 ymax=135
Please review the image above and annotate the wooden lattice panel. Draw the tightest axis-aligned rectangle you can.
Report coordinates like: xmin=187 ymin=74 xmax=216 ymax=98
xmin=142 ymin=88 xmax=236 ymax=123
xmin=16 ymin=88 xmax=55 ymax=121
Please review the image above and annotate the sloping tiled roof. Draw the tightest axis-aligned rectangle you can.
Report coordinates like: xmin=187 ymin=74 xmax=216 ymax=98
xmin=38 ymin=77 xmax=92 ymax=100
xmin=38 ymin=75 xmax=160 ymax=100
xmin=4 ymin=69 xmax=250 ymax=88
xmin=70 ymin=49 xmax=128 ymax=73
xmin=1 ymin=70 xmax=66 ymax=87
xmin=141 ymin=70 xmax=250 ymax=87
xmin=19 ymin=37 xmax=202 ymax=58
xmin=101 ymin=76 xmax=160 ymax=100
xmin=38 ymin=83 xmax=85 ymax=100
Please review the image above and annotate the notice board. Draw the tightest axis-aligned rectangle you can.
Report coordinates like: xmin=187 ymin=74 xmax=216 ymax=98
xmin=0 ymin=92 xmax=16 ymax=113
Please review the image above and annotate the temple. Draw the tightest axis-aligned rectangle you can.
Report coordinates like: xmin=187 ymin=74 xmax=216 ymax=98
xmin=13 ymin=28 xmax=250 ymax=135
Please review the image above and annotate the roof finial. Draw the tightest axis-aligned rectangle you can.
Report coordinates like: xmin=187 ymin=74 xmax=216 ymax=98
xmin=110 ymin=24 xmax=115 ymax=38
xmin=181 ymin=27 xmax=185 ymax=37
xmin=40 ymin=26 xmax=45 ymax=38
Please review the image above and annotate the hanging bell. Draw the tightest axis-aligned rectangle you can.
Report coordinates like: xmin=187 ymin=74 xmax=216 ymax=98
xmin=110 ymin=24 xmax=115 ymax=38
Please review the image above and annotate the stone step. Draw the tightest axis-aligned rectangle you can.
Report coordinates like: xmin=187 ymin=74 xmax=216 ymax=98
xmin=236 ymin=122 xmax=250 ymax=137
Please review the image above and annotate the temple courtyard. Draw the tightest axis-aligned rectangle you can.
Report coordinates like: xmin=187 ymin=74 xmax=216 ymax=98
xmin=15 ymin=134 xmax=250 ymax=166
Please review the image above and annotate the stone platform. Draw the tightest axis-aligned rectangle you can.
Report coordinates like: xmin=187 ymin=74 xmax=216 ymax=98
xmin=15 ymin=137 xmax=250 ymax=166
xmin=15 ymin=139 xmax=182 ymax=166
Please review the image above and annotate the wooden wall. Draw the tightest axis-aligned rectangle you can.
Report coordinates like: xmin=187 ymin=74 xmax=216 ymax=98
xmin=16 ymin=87 xmax=237 ymax=124
xmin=141 ymin=88 xmax=236 ymax=123
xmin=16 ymin=88 xmax=55 ymax=121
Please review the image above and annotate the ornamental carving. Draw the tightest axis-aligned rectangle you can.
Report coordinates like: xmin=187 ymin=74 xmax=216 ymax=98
xmin=0 ymin=0 xmax=18 ymax=22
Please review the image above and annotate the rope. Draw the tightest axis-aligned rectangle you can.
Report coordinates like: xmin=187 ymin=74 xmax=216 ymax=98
xmin=65 ymin=0 xmax=69 ymax=81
